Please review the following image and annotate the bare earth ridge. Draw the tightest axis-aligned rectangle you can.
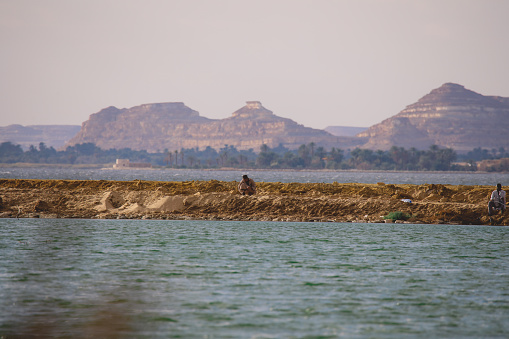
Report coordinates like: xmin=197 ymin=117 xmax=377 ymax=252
xmin=0 ymin=179 xmax=506 ymax=226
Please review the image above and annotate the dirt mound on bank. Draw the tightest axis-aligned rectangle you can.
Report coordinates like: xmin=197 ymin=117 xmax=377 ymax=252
xmin=0 ymin=179 xmax=506 ymax=225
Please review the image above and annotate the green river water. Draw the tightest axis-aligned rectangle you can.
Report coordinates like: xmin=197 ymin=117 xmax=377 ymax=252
xmin=1 ymin=218 xmax=508 ymax=338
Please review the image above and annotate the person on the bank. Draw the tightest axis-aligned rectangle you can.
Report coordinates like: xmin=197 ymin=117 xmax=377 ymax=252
xmin=488 ymin=183 xmax=506 ymax=216
xmin=238 ymin=174 xmax=256 ymax=195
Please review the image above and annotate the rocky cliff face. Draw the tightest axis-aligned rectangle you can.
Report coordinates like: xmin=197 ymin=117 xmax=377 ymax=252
xmin=358 ymin=83 xmax=509 ymax=151
xmin=66 ymin=101 xmax=359 ymax=152
xmin=67 ymin=102 xmax=212 ymax=152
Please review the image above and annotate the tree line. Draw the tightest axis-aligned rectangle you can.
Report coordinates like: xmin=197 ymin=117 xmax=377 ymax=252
xmin=0 ymin=141 xmax=507 ymax=171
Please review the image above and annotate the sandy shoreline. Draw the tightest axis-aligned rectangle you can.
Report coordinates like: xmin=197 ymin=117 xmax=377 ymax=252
xmin=0 ymin=179 xmax=506 ymax=226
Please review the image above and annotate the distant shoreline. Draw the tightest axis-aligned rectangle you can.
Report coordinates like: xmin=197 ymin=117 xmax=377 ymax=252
xmin=0 ymin=163 xmax=495 ymax=175
xmin=0 ymin=163 xmax=104 ymax=169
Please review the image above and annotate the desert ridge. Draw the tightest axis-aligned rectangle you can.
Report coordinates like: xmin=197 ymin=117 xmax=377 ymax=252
xmin=0 ymin=179 xmax=506 ymax=226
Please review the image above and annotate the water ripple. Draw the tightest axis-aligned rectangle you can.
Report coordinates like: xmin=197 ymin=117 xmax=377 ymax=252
xmin=1 ymin=219 xmax=508 ymax=338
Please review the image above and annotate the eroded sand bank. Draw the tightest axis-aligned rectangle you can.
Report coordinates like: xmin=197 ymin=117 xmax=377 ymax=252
xmin=0 ymin=179 xmax=506 ymax=225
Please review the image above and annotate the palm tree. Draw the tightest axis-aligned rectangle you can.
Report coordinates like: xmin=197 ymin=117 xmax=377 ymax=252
xmin=309 ymin=142 xmax=315 ymax=158
xmin=260 ymin=144 xmax=269 ymax=153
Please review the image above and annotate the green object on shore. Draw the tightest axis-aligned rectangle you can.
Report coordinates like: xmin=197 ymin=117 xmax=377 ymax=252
xmin=384 ymin=211 xmax=411 ymax=221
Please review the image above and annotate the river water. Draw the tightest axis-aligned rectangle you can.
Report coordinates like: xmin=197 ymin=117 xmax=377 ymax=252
xmin=1 ymin=167 xmax=509 ymax=185
xmin=1 ymin=219 xmax=508 ymax=338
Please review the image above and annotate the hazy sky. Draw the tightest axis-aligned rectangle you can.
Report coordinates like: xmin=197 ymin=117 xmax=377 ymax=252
xmin=1 ymin=0 xmax=508 ymax=129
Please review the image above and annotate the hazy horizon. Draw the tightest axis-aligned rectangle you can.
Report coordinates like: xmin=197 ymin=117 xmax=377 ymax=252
xmin=1 ymin=0 xmax=508 ymax=129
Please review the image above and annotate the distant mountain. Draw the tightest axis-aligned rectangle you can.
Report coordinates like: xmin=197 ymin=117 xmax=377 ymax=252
xmin=324 ymin=126 xmax=367 ymax=137
xmin=0 ymin=125 xmax=81 ymax=150
xmin=66 ymin=101 xmax=363 ymax=152
xmin=358 ymin=83 xmax=509 ymax=151
xmin=5 ymin=83 xmax=507 ymax=154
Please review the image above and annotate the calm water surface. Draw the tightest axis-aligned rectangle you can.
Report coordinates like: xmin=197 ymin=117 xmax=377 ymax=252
xmin=1 ymin=218 xmax=508 ymax=338
xmin=2 ymin=167 xmax=509 ymax=185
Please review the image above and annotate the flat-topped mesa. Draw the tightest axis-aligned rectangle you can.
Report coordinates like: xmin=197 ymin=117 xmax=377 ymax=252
xmin=231 ymin=101 xmax=275 ymax=119
xmin=85 ymin=102 xmax=204 ymax=123
xmin=125 ymin=102 xmax=203 ymax=120
xmin=65 ymin=102 xmax=211 ymax=151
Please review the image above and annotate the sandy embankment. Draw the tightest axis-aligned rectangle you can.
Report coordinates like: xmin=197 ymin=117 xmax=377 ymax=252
xmin=0 ymin=179 xmax=506 ymax=225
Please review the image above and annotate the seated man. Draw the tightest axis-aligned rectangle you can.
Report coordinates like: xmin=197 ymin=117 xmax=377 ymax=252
xmin=488 ymin=183 xmax=506 ymax=217
xmin=238 ymin=174 xmax=256 ymax=196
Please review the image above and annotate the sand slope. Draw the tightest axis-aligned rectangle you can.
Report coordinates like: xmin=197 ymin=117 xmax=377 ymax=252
xmin=0 ymin=179 xmax=506 ymax=225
